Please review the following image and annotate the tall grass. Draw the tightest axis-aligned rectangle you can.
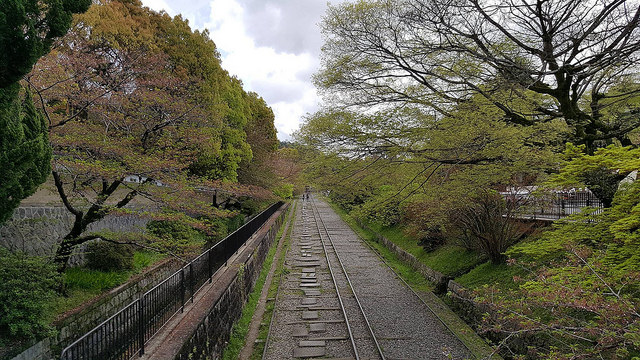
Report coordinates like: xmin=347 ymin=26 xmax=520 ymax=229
xmin=45 ymin=251 xmax=165 ymax=323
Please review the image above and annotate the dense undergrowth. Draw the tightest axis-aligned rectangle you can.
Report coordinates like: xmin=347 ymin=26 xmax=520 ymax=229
xmin=0 ymin=248 xmax=165 ymax=359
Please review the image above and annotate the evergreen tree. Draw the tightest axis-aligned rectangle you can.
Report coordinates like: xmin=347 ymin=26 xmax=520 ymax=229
xmin=0 ymin=0 xmax=92 ymax=87
xmin=0 ymin=84 xmax=51 ymax=223
xmin=0 ymin=0 xmax=90 ymax=223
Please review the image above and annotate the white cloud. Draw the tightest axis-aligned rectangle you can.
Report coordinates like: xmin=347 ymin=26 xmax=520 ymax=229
xmin=142 ymin=0 xmax=325 ymax=140
xmin=272 ymin=86 xmax=319 ymax=139
xmin=204 ymin=0 xmax=320 ymax=140
xmin=141 ymin=0 xmax=174 ymax=14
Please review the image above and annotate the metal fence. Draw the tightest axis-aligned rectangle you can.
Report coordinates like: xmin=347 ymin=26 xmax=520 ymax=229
xmin=511 ymin=191 xmax=604 ymax=220
xmin=60 ymin=201 xmax=284 ymax=360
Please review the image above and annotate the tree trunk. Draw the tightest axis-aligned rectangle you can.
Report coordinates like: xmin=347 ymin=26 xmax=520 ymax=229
xmin=51 ymin=172 xmax=132 ymax=271
xmin=54 ymin=236 xmax=84 ymax=272
xmin=54 ymin=212 xmax=85 ymax=272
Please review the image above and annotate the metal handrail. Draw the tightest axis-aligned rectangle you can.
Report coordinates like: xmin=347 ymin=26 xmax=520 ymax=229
xmin=509 ymin=191 xmax=604 ymax=220
xmin=60 ymin=201 xmax=284 ymax=360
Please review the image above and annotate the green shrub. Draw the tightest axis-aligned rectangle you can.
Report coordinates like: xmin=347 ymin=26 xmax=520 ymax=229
xmin=226 ymin=214 xmax=245 ymax=234
xmin=239 ymin=197 xmax=261 ymax=216
xmin=86 ymin=241 xmax=134 ymax=272
xmin=452 ymin=191 xmax=525 ymax=263
xmin=199 ymin=214 xmax=246 ymax=243
xmin=147 ymin=220 xmax=206 ymax=254
xmin=0 ymin=247 xmax=60 ymax=344
xmin=416 ymin=225 xmax=447 ymax=252
xmin=273 ymin=183 xmax=294 ymax=199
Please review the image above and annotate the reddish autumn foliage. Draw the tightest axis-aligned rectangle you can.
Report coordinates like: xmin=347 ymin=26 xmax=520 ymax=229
xmin=25 ymin=0 xmax=278 ymax=269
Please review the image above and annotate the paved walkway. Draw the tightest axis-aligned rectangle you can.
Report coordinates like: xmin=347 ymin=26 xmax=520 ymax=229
xmin=264 ymin=197 xmax=471 ymax=359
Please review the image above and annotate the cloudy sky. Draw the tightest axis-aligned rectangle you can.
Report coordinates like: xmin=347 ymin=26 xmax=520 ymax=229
xmin=140 ymin=0 xmax=337 ymax=140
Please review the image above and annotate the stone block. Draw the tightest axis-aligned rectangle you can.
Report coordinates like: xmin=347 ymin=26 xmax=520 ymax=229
xmin=309 ymin=323 xmax=326 ymax=332
xmin=302 ymin=310 xmax=318 ymax=320
xmin=293 ymin=325 xmax=308 ymax=337
xmin=293 ymin=346 xmax=325 ymax=358
xmin=301 ymin=298 xmax=317 ymax=305
xmin=299 ymin=340 xmax=326 ymax=347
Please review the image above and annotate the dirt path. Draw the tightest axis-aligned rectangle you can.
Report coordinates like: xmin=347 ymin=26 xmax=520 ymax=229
xmin=239 ymin=200 xmax=296 ymax=359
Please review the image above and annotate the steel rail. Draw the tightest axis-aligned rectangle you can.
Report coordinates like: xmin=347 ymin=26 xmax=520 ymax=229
xmin=337 ymin=204 xmax=477 ymax=358
xmin=307 ymin=197 xmax=361 ymax=360
xmin=310 ymin=196 xmax=386 ymax=360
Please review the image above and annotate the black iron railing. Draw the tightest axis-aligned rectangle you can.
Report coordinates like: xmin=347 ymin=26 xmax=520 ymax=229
xmin=510 ymin=191 xmax=603 ymax=220
xmin=60 ymin=201 xmax=284 ymax=360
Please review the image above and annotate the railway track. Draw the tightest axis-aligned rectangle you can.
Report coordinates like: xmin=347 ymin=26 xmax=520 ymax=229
xmin=264 ymin=196 xmax=471 ymax=360
xmin=309 ymin=196 xmax=384 ymax=360
xmin=264 ymin=197 xmax=382 ymax=359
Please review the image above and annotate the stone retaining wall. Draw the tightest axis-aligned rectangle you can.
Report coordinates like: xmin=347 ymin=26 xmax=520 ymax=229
xmin=446 ymin=279 xmax=487 ymax=326
xmin=448 ymin=279 xmax=546 ymax=355
xmin=0 ymin=206 xmax=147 ymax=265
xmin=10 ymin=258 xmax=181 ymax=360
xmin=175 ymin=205 xmax=287 ymax=360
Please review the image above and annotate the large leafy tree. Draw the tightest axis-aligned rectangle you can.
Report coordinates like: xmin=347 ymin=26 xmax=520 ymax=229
xmin=188 ymin=76 xmax=253 ymax=181
xmin=317 ymin=0 xmax=640 ymax=151
xmin=27 ymin=0 xmax=270 ymax=269
xmin=237 ymin=93 xmax=279 ymax=188
xmin=304 ymin=0 xmax=640 ymax=265
xmin=297 ymin=89 xmax=564 ymax=207
xmin=152 ymin=15 xmax=254 ymax=181
xmin=0 ymin=0 xmax=90 ymax=223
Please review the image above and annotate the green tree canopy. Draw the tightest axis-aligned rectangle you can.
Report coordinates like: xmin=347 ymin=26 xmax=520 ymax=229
xmin=547 ymin=144 xmax=640 ymax=207
xmin=317 ymin=0 xmax=640 ymax=151
xmin=26 ymin=0 xmax=274 ymax=269
xmin=297 ymin=89 xmax=563 ymax=238
xmin=237 ymin=92 xmax=279 ymax=188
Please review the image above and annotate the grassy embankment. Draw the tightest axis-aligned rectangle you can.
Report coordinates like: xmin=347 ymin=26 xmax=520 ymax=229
xmin=46 ymin=251 xmax=165 ymax=323
xmin=221 ymin=201 xmax=295 ymax=360
xmin=360 ymin=213 xmax=527 ymax=290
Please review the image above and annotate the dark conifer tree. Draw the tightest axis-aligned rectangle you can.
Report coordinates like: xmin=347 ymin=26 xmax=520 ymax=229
xmin=0 ymin=0 xmax=90 ymax=223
